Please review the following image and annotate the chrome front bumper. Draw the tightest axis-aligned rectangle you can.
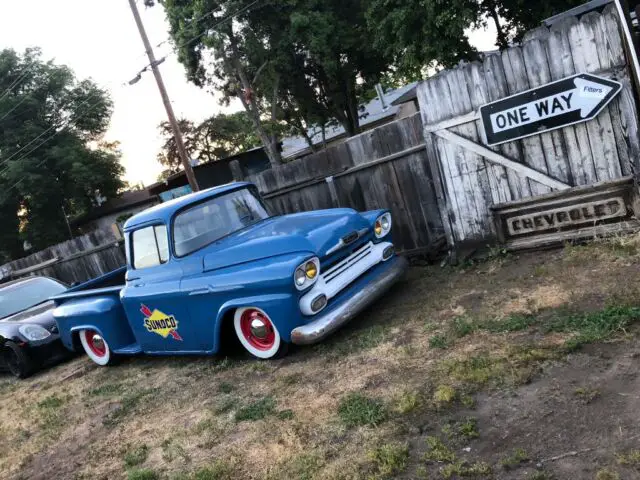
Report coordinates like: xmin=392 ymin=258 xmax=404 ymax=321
xmin=290 ymin=255 xmax=408 ymax=345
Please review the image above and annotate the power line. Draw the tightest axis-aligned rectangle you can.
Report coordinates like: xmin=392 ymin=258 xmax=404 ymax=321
xmin=0 ymin=62 xmax=36 ymax=103
xmin=0 ymin=94 xmax=30 ymax=123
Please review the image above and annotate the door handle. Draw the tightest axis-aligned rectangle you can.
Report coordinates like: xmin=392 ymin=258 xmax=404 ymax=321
xmin=189 ymin=287 xmax=211 ymax=296
xmin=132 ymin=283 xmax=145 ymax=288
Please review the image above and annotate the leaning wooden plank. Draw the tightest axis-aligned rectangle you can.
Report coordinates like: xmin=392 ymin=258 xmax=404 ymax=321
xmin=423 ymin=110 xmax=480 ymax=133
xmin=522 ymin=34 xmax=571 ymax=184
xmin=501 ymin=46 xmax=552 ymax=196
xmin=434 ymin=129 xmax=570 ymax=190
xmin=569 ymin=13 xmax=621 ymax=182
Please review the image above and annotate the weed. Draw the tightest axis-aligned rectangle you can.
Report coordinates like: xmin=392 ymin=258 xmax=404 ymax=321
xmin=440 ymin=461 xmax=492 ymax=478
xmin=596 ymin=468 xmax=621 ymax=480
xmin=320 ymin=324 xmax=391 ymax=356
xmin=395 ymin=391 xmax=421 ymax=414
xmin=38 ymin=395 xmax=64 ymax=409
xmin=193 ymin=418 xmax=214 ymax=435
xmin=423 ymin=436 xmax=456 ymax=463
xmin=461 ymin=394 xmax=475 ymax=409
xmin=214 ymin=397 xmax=238 ymax=415
xmin=124 ymin=444 xmax=149 ymax=467
xmin=529 ymin=472 xmax=552 ymax=480
xmin=451 ymin=315 xmax=476 ymax=338
xmin=483 ymin=313 xmax=536 ymax=333
xmin=338 ymin=393 xmax=387 ymax=428
xmin=616 ymin=449 xmax=640 ymax=467
xmin=235 ymin=396 xmax=276 ymax=422
xmin=88 ymin=383 xmax=124 ymax=396
xmin=103 ymin=388 xmax=158 ymax=427
xmin=574 ymin=387 xmax=601 ymax=403
xmin=280 ymin=373 xmax=302 ymax=386
xmin=500 ymin=448 xmax=529 ymax=469
xmin=128 ymin=469 xmax=158 ymax=480
xmin=424 ymin=322 xmax=439 ymax=333
xmin=544 ymin=305 xmax=640 ymax=349
xmin=533 ymin=265 xmax=548 ymax=277
xmin=441 ymin=418 xmax=479 ymax=443
xmin=368 ymin=443 xmax=409 ymax=477
xmin=276 ymin=409 xmax=295 ymax=420
xmin=192 ymin=460 xmax=234 ymax=480
xmin=429 ymin=334 xmax=449 ymax=349
xmin=218 ymin=382 xmax=234 ymax=394
xmin=433 ymin=385 xmax=456 ymax=406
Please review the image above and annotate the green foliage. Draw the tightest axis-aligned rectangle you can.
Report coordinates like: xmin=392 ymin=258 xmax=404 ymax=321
xmin=441 ymin=461 xmax=492 ymax=478
xmin=368 ymin=443 xmax=409 ymax=477
xmin=124 ymin=444 xmax=149 ymax=467
xmin=218 ymin=382 xmax=234 ymax=394
xmin=596 ymin=468 xmax=621 ymax=480
xmin=338 ymin=392 xmax=387 ymax=428
xmin=128 ymin=469 xmax=158 ymax=480
xmin=0 ymin=48 xmax=124 ymax=257
xmin=235 ymin=396 xmax=276 ymax=422
xmin=88 ymin=383 xmax=124 ymax=396
xmin=103 ymin=388 xmax=158 ymax=427
xmin=157 ymin=111 xmax=261 ymax=176
xmin=616 ymin=449 xmax=640 ymax=467
xmin=192 ymin=461 xmax=234 ymax=480
xmin=394 ymin=390 xmax=421 ymax=414
xmin=500 ymin=448 xmax=529 ymax=469
xmin=423 ymin=436 xmax=456 ymax=463
xmin=429 ymin=334 xmax=449 ymax=349
xmin=38 ymin=395 xmax=64 ymax=409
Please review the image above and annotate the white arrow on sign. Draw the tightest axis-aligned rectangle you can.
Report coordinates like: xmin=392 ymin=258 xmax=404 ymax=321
xmin=489 ymin=77 xmax=614 ymax=134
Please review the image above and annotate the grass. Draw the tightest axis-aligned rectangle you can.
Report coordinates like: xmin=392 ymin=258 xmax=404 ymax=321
xmin=192 ymin=460 xmax=235 ymax=480
xmin=429 ymin=334 xmax=449 ymax=349
xmin=440 ymin=461 xmax=492 ymax=479
xmin=394 ymin=390 xmax=421 ymax=414
xmin=267 ymin=453 xmax=324 ymax=480
xmin=596 ymin=468 xmax=621 ymax=480
xmin=483 ymin=313 xmax=536 ymax=333
xmin=320 ymin=323 xmax=391 ymax=356
xmin=451 ymin=315 xmax=477 ymax=338
xmin=368 ymin=443 xmax=409 ymax=478
xmin=235 ymin=396 xmax=276 ymax=422
xmin=38 ymin=395 xmax=64 ymax=409
xmin=337 ymin=392 xmax=387 ymax=428
xmin=441 ymin=417 xmax=479 ymax=442
xmin=103 ymin=388 xmax=159 ymax=427
xmin=128 ymin=468 xmax=158 ymax=480
xmin=616 ymin=449 xmax=640 ymax=468
xmin=88 ymin=383 xmax=124 ymax=396
xmin=433 ymin=385 xmax=457 ymax=407
xmin=161 ymin=438 xmax=190 ymax=463
xmin=500 ymin=448 xmax=529 ymax=469
xmin=123 ymin=444 xmax=149 ymax=468
xmin=423 ymin=436 xmax=456 ymax=463
xmin=574 ymin=386 xmax=601 ymax=403
xmin=276 ymin=409 xmax=295 ymax=420
xmin=218 ymin=382 xmax=234 ymax=394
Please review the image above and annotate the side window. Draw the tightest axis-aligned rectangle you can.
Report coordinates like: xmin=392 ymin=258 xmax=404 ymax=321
xmin=132 ymin=225 xmax=169 ymax=269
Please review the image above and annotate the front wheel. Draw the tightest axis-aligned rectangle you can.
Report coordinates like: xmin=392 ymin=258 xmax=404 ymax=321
xmin=79 ymin=329 xmax=115 ymax=366
xmin=234 ymin=307 xmax=289 ymax=359
xmin=3 ymin=341 xmax=34 ymax=379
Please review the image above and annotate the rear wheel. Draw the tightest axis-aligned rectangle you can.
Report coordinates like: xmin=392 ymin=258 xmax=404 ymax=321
xmin=79 ymin=329 xmax=115 ymax=366
xmin=234 ymin=307 xmax=288 ymax=359
xmin=3 ymin=342 xmax=34 ymax=379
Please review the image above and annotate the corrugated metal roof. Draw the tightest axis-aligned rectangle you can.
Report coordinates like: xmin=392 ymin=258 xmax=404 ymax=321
xmin=281 ymin=82 xmax=419 ymax=159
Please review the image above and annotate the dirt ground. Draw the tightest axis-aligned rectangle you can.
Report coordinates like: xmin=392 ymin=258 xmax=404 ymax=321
xmin=3 ymin=237 xmax=640 ymax=480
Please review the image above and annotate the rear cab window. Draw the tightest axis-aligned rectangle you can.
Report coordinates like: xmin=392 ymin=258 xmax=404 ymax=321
xmin=132 ymin=225 xmax=169 ymax=269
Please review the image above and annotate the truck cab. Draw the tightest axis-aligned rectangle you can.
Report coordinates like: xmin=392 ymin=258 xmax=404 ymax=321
xmin=53 ymin=182 xmax=407 ymax=364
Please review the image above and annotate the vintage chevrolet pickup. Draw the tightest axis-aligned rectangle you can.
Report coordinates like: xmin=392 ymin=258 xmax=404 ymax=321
xmin=52 ymin=182 xmax=407 ymax=365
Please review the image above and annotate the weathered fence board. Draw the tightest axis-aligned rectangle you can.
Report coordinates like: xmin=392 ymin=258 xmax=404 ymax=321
xmin=0 ymin=227 xmax=125 ymax=285
xmin=246 ymin=113 xmax=445 ymax=254
xmin=417 ymin=5 xmax=640 ymax=247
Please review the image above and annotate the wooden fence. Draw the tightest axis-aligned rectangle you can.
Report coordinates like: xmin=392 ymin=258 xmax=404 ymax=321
xmin=0 ymin=227 xmax=126 ymax=285
xmin=246 ymin=113 xmax=445 ymax=254
xmin=417 ymin=5 xmax=640 ymax=247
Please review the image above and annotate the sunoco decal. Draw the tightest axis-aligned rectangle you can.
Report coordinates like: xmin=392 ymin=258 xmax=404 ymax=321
xmin=141 ymin=304 xmax=183 ymax=341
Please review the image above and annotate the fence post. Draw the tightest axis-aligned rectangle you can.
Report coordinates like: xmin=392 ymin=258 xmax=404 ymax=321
xmin=325 ymin=176 xmax=340 ymax=206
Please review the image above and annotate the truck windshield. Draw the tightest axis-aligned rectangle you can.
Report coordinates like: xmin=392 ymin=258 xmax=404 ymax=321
xmin=0 ymin=277 xmax=66 ymax=319
xmin=173 ymin=187 xmax=270 ymax=257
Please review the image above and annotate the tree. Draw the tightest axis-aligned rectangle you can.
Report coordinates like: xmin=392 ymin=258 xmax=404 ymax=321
xmin=0 ymin=48 xmax=124 ymax=258
xmin=160 ymin=0 xmax=391 ymax=148
xmin=156 ymin=111 xmax=261 ymax=177
xmin=366 ymin=0 xmax=586 ymax=78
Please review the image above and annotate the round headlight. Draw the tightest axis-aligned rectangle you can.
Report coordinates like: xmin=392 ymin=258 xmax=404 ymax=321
xmin=374 ymin=213 xmax=392 ymax=238
xmin=295 ymin=268 xmax=307 ymax=286
xmin=381 ymin=215 xmax=390 ymax=230
xmin=305 ymin=261 xmax=317 ymax=279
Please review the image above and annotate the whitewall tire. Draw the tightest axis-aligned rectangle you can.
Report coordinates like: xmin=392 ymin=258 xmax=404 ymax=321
xmin=79 ymin=329 xmax=113 ymax=366
xmin=233 ymin=307 xmax=287 ymax=359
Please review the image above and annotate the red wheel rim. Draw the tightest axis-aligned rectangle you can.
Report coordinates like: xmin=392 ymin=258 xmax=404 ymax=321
xmin=84 ymin=330 xmax=107 ymax=357
xmin=240 ymin=309 xmax=276 ymax=351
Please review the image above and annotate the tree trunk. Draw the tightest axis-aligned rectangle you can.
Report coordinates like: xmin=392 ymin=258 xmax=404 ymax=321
xmin=487 ymin=2 xmax=509 ymax=49
xmin=226 ymin=30 xmax=282 ymax=167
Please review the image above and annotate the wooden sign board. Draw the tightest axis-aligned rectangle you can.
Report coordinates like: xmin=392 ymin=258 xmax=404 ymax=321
xmin=480 ymin=73 xmax=622 ymax=146
xmin=492 ymin=177 xmax=637 ymax=250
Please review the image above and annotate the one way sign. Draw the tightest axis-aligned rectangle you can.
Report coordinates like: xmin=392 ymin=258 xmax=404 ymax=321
xmin=480 ymin=73 xmax=622 ymax=146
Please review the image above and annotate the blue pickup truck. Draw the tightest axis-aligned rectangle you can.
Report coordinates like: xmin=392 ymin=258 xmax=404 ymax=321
xmin=52 ymin=182 xmax=407 ymax=364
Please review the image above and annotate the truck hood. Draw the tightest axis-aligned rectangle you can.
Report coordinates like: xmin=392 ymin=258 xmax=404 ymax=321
xmin=202 ymin=209 xmax=370 ymax=272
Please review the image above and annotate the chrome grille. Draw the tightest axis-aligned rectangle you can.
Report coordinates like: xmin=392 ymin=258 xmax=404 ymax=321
xmin=322 ymin=242 xmax=372 ymax=283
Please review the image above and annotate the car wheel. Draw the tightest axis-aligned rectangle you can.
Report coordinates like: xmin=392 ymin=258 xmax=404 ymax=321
xmin=3 ymin=341 xmax=34 ymax=379
xmin=234 ymin=307 xmax=289 ymax=359
xmin=79 ymin=329 xmax=115 ymax=366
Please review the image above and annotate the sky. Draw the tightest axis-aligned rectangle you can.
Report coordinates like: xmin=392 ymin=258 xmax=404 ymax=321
xmin=0 ymin=1 xmax=498 ymax=187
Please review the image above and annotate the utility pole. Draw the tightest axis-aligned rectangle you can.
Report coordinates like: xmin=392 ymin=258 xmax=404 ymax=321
xmin=128 ymin=0 xmax=199 ymax=191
